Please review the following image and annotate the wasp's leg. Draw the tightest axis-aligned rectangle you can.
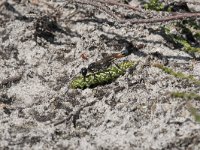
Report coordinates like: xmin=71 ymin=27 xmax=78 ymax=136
xmin=113 ymin=61 xmax=125 ymax=72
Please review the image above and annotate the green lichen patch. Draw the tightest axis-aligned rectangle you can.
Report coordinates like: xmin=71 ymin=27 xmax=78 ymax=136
xmin=154 ymin=64 xmax=200 ymax=85
xmin=70 ymin=61 xmax=135 ymax=89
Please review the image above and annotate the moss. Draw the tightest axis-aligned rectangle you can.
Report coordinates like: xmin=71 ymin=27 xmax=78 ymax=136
xmin=144 ymin=0 xmax=164 ymax=11
xmin=183 ymin=20 xmax=200 ymax=30
xmin=188 ymin=105 xmax=200 ymax=123
xmin=143 ymin=1 xmax=199 ymax=57
xmin=176 ymin=38 xmax=200 ymax=54
xmin=162 ymin=25 xmax=200 ymax=57
xmin=171 ymin=92 xmax=200 ymax=100
xmin=171 ymin=92 xmax=200 ymax=123
xmin=194 ymin=32 xmax=200 ymax=40
xmin=70 ymin=61 xmax=135 ymax=89
xmin=154 ymin=64 xmax=200 ymax=85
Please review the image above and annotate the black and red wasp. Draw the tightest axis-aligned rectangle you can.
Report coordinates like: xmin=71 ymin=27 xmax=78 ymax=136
xmin=80 ymin=52 xmax=124 ymax=79
xmin=80 ymin=44 xmax=144 ymax=80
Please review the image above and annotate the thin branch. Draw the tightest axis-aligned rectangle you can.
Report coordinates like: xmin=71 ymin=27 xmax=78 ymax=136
xmin=64 ymin=0 xmax=200 ymax=25
xmin=120 ymin=12 xmax=200 ymax=24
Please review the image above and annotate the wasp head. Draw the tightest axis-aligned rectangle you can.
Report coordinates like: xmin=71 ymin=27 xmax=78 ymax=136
xmin=80 ymin=67 xmax=88 ymax=78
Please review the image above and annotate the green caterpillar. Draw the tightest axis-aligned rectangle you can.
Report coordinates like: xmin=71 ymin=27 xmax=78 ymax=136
xmin=70 ymin=61 xmax=135 ymax=89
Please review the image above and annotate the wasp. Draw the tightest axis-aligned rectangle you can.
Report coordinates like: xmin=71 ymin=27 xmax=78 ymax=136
xmin=80 ymin=49 xmax=133 ymax=80
xmin=80 ymin=43 xmax=145 ymax=80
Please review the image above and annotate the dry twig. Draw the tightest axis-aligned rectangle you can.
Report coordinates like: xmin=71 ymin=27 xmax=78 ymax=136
xmin=122 ymin=12 xmax=200 ymax=24
xmin=63 ymin=0 xmax=200 ymax=24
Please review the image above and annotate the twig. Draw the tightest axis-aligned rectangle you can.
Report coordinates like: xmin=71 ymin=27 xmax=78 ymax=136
xmin=121 ymin=12 xmax=200 ymax=24
xmin=54 ymin=100 xmax=97 ymax=126
xmin=64 ymin=0 xmax=200 ymax=24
